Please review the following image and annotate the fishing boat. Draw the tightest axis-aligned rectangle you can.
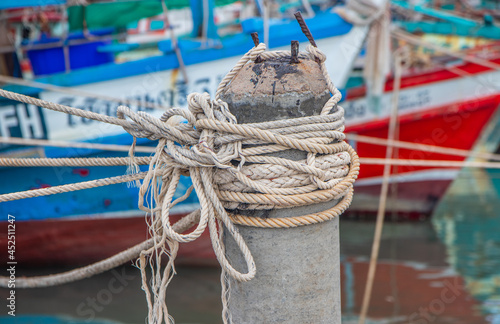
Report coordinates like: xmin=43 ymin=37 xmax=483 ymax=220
xmin=1 ymin=0 xmax=500 ymax=265
xmin=344 ymin=39 xmax=500 ymax=220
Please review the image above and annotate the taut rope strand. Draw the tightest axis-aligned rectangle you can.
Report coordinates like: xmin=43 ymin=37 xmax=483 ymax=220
xmin=0 ymin=74 xmax=169 ymax=111
xmin=358 ymin=49 xmax=404 ymax=324
xmin=0 ymin=136 xmax=155 ymax=153
xmin=0 ymin=156 xmax=152 ymax=167
xmin=0 ymin=172 xmax=146 ymax=202
xmin=348 ymin=133 xmax=500 ymax=162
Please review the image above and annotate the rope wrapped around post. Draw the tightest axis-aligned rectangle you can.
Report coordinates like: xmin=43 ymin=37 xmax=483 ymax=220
xmin=0 ymin=42 xmax=359 ymax=324
xmin=116 ymin=43 xmax=359 ymax=322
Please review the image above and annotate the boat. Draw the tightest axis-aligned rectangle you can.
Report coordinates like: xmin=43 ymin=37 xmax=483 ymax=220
xmin=1 ymin=0 xmax=500 ymax=265
xmin=344 ymin=39 xmax=500 ymax=220
xmin=344 ymin=0 xmax=500 ymax=219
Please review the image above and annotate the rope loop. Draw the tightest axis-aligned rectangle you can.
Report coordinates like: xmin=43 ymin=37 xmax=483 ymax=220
xmin=306 ymin=44 xmax=327 ymax=63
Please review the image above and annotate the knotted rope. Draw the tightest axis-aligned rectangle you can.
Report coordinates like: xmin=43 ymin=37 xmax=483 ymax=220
xmin=111 ymin=42 xmax=359 ymax=323
xmin=0 ymin=42 xmax=359 ymax=324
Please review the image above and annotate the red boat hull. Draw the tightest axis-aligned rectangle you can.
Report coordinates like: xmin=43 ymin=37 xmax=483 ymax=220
xmin=345 ymin=91 xmax=500 ymax=218
xmin=0 ymin=215 xmax=216 ymax=267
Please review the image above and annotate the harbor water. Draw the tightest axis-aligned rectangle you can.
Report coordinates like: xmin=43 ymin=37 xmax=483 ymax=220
xmin=1 ymin=167 xmax=500 ymax=323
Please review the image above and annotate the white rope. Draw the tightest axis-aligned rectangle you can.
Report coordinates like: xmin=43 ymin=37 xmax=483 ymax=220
xmin=0 ymin=136 xmax=156 ymax=153
xmin=0 ymin=156 xmax=152 ymax=167
xmin=0 ymin=74 xmax=169 ymax=111
xmin=0 ymin=172 xmax=147 ymax=202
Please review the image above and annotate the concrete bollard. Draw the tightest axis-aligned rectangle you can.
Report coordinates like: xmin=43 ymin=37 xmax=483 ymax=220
xmin=220 ymin=51 xmax=342 ymax=323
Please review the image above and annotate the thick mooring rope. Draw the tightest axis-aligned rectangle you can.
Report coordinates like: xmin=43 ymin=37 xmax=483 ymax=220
xmin=0 ymin=42 xmax=359 ymax=324
xmin=121 ymin=43 xmax=359 ymax=323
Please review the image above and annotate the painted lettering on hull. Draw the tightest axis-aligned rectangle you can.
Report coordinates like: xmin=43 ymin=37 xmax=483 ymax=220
xmin=0 ymin=102 xmax=47 ymax=141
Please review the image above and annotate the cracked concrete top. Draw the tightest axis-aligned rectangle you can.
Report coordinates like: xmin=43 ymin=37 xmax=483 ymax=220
xmin=220 ymin=56 xmax=331 ymax=124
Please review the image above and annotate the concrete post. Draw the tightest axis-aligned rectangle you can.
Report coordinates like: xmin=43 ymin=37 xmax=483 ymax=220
xmin=220 ymin=52 xmax=342 ymax=323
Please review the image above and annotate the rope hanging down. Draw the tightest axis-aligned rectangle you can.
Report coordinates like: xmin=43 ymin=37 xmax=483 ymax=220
xmin=0 ymin=41 xmax=359 ymax=324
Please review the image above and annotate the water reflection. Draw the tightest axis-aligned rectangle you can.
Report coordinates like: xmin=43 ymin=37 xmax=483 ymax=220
xmin=433 ymin=168 xmax=500 ymax=324
xmin=340 ymin=220 xmax=486 ymax=324
xmin=0 ymin=265 xmax=222 ymax=324
xmin=2 ymin=169 xmax=499 ymax=323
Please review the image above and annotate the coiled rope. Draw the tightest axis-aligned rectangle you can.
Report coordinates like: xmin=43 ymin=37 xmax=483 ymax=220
xmin=0 ymin=42 xmax=359 ymax=324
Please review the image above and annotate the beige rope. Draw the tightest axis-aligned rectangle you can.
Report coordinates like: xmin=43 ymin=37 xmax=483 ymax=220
xmin=0 ymin=172 xmax=146 ymax=202
xmin=115 ymin=43 xmax=359 ymax=323
xmin=229 ymin=189 xmax=354 ymax=228
xmin=8 ymin=148 xmax=497 ymax=170
xmin=0 ymin=136 xmax=156 ymax=153
xmin=0 ymin=156 xmax=152 ymax=167
xmin=0 ymin=89 xmax=198 ymax=142
xmin=0 ymin=74 xmax=169 ymax=111
xmin=0 ymin=88 xmax=136 ymax=129
xmin=348 ymin=134 xmax=500 ymax=162
xmin=360 ymin=158 xmax=500 ymax=169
